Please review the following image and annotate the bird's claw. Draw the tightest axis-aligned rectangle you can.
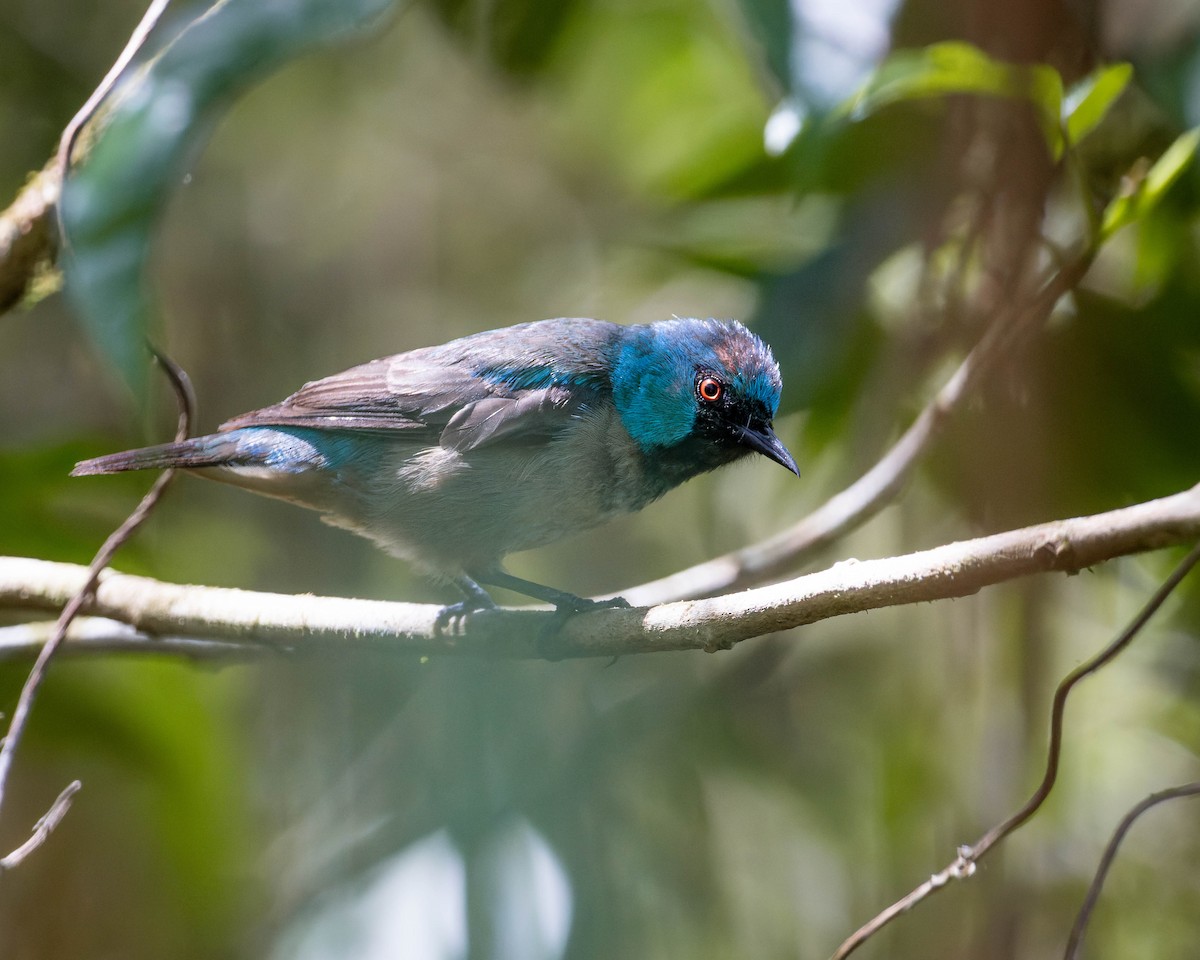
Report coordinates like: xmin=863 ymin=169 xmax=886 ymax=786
xmin=537 ymin=595 xmax=631 ymax=658
xmin=435 ymin=597 xmax=496 ymax=634
xmin=559 ymin=595 xmax=632 ymax=615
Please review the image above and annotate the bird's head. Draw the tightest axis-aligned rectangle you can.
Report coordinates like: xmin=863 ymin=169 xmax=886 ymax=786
xmin=612 ymin=318 xmax=799 ymax=480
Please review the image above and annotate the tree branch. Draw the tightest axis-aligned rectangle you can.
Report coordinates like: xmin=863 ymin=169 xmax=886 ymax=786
xmin=0 ymin=165 xmax=59 ymax=314
xmin=0 ymin=618 xmax=259 ymax=663
xmin=2 ymin=484 xmax=1198 ymax=660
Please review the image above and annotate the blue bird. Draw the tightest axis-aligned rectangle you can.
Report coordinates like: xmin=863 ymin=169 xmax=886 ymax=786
xmin=72 ymin=317 xmax=799 ymax=616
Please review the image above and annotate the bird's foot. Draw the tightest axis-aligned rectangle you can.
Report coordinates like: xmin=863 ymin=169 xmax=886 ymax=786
xmin=557 ymin=595 xmax=632 ymax=615
xmin=435 ymin=595 xmax=497 ymax=634
xmin=537 ymin=595 xmax=631 ymax=659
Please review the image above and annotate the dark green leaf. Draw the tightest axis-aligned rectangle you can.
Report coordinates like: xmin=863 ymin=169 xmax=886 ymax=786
xmin=728 ymin=0 xmax=792 ymax=95
xmin=62 ymin=0 xmax=397 ymax=401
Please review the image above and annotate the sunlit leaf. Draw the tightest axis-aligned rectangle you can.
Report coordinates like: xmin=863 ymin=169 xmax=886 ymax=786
xmin=845 ymin=41 xmax=1064 ymax=158
xmin=1101 ymin=128 xmax=1200 ymax=240
xmin=62 ymin=0 xmax=398 ymax=402
xmin=1063 ymin=62 xmax=1133 ymax=145
xmin=1144 ymin=127 xmax=1200 ymax=202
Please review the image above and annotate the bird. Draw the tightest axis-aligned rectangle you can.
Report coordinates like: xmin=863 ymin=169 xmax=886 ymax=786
xmin=72 ymin=317 xmax=799 ymax=617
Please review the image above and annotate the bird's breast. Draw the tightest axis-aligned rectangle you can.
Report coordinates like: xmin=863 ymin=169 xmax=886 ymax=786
xmin=352 ymin=405 xmax=671 ymax=572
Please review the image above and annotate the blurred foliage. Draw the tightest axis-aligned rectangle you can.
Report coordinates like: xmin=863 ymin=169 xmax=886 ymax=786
xmin=845 ymin=41 xmax=1066 ymax=154
xmin=425 ymin=0 xmax=586 ymax=76
xmin=3 ymin=0 xmax=1200 ymax=959
xmin=1064 ymin=61 xmax=1133 ymax=144
xmin=62 ymin=0 xmax=399 ymax=400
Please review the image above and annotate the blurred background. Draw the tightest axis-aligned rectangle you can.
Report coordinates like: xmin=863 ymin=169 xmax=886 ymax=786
xmin=2 ymin=0 xmax=1200 ymax=957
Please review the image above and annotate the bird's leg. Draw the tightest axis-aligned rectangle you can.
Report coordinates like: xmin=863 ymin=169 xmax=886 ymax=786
xmin=435 ymin=574 xmax=499 ymax=631
xmin=471 ymin=568 xmax=631 ymax=614
xmin=450 ymin=569 xmax=630 ymax=656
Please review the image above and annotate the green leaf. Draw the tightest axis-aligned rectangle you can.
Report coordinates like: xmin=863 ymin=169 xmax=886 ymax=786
xmin=1063 ymin=62 xmax=1133 ymax=145
xmin=1100 ymin=128 xmax=1200 ymax=240
xmin=845 ymin=41 xmax=1064 ymax=158
xmin=62 ymin=0 xmax=397 ymax=402
xmin=1144 ymin=127 xmax=1200 ymax=201
xmin=728 ymin=0 xmax=793 ymax=95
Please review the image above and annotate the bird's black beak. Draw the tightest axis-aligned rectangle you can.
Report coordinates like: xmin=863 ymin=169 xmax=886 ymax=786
xmin=738 ymin=424 xmax=800 ymax=477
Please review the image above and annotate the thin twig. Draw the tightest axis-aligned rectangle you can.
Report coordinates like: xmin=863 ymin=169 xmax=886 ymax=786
xmin=1065 ymin=780 xmax=1200 ymax=960
xmin=0 ymin=348 xmax=193 ymax=863
xmin=620 ymin=250 xmax=1095 ymax=608
xmin=828 ymin=541 xmax=1200 ymax=960
xmin=0 ymin=780 xmax=82 ymax=872
xmin=963 ymin=542 xmax=1200 ymax=857
xmin=55 ymin=0 xmax=174 ymax=250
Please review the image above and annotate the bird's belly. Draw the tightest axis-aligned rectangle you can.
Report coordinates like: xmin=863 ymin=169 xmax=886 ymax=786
xmin=358 ymin=418 xmax=658 ymax=573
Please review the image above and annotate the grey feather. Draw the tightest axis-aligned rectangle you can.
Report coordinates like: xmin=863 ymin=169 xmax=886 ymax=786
xmin=440 ymin=387 xmax=582 ymax=452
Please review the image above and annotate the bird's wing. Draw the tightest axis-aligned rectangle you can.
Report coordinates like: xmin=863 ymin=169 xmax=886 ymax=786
xmin=438 ymin=387 xmax=581 ymax=452
xmin=219 ymin=352 xmax=599 ymax=452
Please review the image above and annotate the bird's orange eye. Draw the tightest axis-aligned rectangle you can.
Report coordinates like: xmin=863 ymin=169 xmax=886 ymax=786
xmin=697 ymin=376 xmax=723 ymax=403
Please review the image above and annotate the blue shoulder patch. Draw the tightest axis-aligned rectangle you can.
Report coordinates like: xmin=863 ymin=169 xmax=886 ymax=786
xmin=477 ymin=364 xmax=601 ymax=392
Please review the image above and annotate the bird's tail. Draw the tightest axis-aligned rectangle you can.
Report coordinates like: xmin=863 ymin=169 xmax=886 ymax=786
xmin=71 ymin=435 xmax=245 ymax=476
